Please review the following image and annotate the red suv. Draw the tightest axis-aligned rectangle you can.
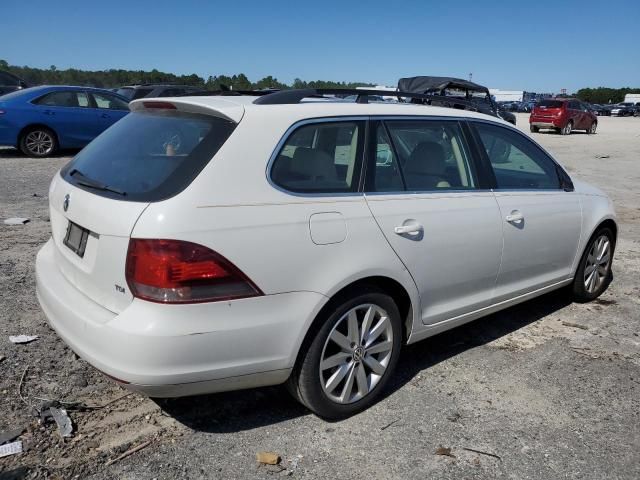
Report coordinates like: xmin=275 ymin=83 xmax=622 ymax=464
xmin=530 ymin=99 xmax=597 ymax=135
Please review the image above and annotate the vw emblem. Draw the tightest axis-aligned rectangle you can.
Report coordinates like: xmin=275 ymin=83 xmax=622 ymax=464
xmin=63 ymin=194 xmax=70 ymax=212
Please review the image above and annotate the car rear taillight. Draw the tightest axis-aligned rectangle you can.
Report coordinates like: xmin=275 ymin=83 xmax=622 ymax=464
xmin=125 ymin=239 xmax=263 ymax=304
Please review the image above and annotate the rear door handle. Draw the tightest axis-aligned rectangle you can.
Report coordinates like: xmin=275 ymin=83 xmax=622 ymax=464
xmin=505 ymin=210 xmax=524 ymax=223
xmin=43 ymin=110 xmax=55 ymax=115
xmin=394 ymin=224 xmax=423 ymax=235
xmin=101 ymin=113 xmax=109 ymax=118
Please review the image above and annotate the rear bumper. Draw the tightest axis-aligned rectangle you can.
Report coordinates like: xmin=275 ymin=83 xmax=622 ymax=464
xmin=36 ymin=238 xmax=326 ymax=397
xmin=530 ymin=120 xmax=561 ymax=128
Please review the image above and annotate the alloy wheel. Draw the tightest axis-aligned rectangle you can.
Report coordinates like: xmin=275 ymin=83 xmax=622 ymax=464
xmin=319 ymin=303 xmax=394 ymax=404
xmin=25 ymin=130 xmax=54 ymax=156
xmin=590 ymin=122 xmax=597 ymax=134
xmin=564 ymin=122 xmax=572 ymax=135
xmin=583 ymin=234 xmax=611 ymax=293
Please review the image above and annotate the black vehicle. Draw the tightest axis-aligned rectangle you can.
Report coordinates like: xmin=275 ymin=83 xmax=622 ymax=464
xmin=0 ymin=70 xmax=28 ymax=96
xmin=115 ymin=84 xmax=202 ymax=101
xmin=397 ymin=76 xmax=515 ymax=124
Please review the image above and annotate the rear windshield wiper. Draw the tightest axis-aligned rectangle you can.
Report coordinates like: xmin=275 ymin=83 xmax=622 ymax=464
xmin=69 ymin=169 xmax=126 ymax=196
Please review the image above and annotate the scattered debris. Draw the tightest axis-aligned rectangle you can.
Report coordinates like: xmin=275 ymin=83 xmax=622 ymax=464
xmin=0 ymin=355 xmax=5 ymax=363
xmin=0 ymin=441 xmax=23 ymax=458
xmin=3 ymin=217 xmax=30 ymax=225
xmin=256 ymin=451 xmax=281 ymax=465
xmin=594 ymin=155 xmax=610 ymax=159
xmin=562 ymin=321 xmax=588 ymax=330
xmin=462 ymin=447 xmax=502 ymax=461
xmin=9 ymin=335 xmax=39 ymax=344
xmin=446 ymin=412 xmax=462 ymax=423
xmin=105 ymin=440 xmax=152 ymax=466
xmin=595 ymin=298 xmax=616 ymax=306
xmin=381 ymin=418 xmax=401 ymax=430
xmin=435 ymin=446 xmax=456 ymax=458
xmin=0 ymin=427 xmax=25 ymax=445
xmin=50 ymin=407 xmax=73 ymax=438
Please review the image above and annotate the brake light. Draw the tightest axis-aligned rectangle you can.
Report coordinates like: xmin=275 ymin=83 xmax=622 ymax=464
xmin=143 ymin=101 xmax=176 ymax=110
xmin=125 ymin=239 xmax=263 ymax=304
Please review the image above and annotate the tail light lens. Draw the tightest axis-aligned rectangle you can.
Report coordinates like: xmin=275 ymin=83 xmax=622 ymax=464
xmin=125 ymin=239 xmax=263 ymax=304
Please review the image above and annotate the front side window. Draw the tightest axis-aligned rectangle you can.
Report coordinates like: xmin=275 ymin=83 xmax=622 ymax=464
xmin=91 ymin=92 xmax=129 ymax=110
xmin=271 ymin=121 xmax=363 ymax=193
xmin=474 ymin=122 xmax=561 ymax=190
xmin=380 ymin=120 xmax=477 ymax=191
xmin=34 ymin=91 xmax=88 ymax=108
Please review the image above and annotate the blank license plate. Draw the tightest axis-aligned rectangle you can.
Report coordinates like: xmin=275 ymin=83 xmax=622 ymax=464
xmin=63 ymin=221 xmax=90 ymax=258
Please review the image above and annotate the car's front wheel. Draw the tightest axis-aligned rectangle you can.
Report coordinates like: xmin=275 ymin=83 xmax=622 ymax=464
xmin=288 ymin=287 xmax=402 ymax=419
xmin=572 ymin=227 xmax=615 ymax=302
xmin=587 ymin=121 xmax=597 ymax=134
xmin=19 ymin=127 xmax=58 ymax=157
xmin=561 ymin=121 xmax=573 ymax=135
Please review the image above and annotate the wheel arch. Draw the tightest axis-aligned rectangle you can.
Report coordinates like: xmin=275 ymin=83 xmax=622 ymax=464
xmin=290 ymin=275 xmax=417 ymax=371
xmin=18 ymin=123 xmax=60 ymax=145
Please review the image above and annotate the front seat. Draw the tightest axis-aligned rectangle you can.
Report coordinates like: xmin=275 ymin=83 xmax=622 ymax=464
xmin=403 ymin=141 xmax=451 ymax=190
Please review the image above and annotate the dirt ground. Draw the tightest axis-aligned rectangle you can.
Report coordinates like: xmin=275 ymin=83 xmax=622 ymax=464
xmin=1 ymin=113 xmax=639 ymax=479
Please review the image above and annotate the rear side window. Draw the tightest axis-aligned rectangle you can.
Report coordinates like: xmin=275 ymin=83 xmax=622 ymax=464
xmin=271 ymin=121 xmax=364 ymax=193
xmin=61 ymin=111 xmax=236 ymax=202
xmin=474 ymin=122 xmax=561 ymax=190
xmin=379 ymin=120 xmax=477 ymax=191
xmin=34 ymin=91 xmax=88 ymax=108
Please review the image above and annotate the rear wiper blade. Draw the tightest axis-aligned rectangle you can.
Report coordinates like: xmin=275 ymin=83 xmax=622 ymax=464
xmin=70 ymin=169 xmax=126 ymax=196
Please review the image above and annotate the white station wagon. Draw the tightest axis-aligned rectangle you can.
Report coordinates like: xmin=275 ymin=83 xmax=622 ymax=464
xmin=36 ymin=89 xmax=616 ymax=418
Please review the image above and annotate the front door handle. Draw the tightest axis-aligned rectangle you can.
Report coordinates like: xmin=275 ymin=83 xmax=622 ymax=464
xmin=394 ymin=224 xmax=423 ymax=235
xmin=505 ymin=210 xmax=524 ymax=223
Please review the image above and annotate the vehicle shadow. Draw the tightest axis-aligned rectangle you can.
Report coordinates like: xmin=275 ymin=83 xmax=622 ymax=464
xmin=156 ymin=289 xmax=572 ymax=432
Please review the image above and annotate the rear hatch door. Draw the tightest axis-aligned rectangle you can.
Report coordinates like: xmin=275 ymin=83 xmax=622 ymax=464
xmin=48 ymin=99 xmax=241 ymax=315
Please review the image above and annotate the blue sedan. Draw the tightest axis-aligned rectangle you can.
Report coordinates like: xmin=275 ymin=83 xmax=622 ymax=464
xmin=0 ymin=85 xmax=129 ymax=157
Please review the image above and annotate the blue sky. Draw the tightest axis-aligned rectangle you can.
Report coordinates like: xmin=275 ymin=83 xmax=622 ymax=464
xmin=2 ymin=0 xmax=638 ymax=93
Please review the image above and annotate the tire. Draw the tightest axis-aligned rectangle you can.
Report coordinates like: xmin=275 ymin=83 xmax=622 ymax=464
xmin=571 ymin=227 xmax=615 ymax=302
xmin=530 ymin=125 xmax=539 ymax=133
xmin=19 ymin=127 xmax=58 ymax=157
xmin=587 ymin=121 xmax=597 ymax=134
xmin=287 ymin=287 xmax=402 ymax=419
xmin=561 ymin=121 xmax=573 ymax=135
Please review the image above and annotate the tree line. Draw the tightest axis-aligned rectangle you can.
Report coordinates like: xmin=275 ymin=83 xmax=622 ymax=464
xmin=0 ymin=59 xmax=374 ymax=91
xmin=3 ymin=60 xmax=637 ymax=101
xmin=575 ymin=87 xmax=640 ymax=104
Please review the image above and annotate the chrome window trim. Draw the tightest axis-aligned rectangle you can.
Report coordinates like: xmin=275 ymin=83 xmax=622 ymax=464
xmin=266 ymin=115 xmax=487 ymax=198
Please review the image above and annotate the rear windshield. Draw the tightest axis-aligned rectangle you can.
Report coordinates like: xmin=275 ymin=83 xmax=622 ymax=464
xmin=61 ymin=110 xmax=236 ymax=202
xmin=538 ymin=100 xmax=564 ymax=108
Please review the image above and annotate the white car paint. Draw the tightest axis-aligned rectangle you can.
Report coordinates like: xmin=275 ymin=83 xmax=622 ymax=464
xmin=36 ymin=95 xmax=616 ymax=397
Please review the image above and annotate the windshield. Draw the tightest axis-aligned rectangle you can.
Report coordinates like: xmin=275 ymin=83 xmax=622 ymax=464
xmin=61 ymin=110 xmax=236 ymax=202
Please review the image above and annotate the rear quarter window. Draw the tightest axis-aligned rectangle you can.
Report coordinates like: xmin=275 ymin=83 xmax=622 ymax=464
xmin=271 ymin=121 xmax=364 ymax=193
xmin=61 ymin=110 xmax=236 ymax=202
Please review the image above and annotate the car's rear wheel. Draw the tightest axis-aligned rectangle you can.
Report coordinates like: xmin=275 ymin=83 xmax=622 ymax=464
xmin=530 ymin=125 xmax=539 ymax=133
xmin=561 ymin=121 xmax=573 ymax=135
xmin=572 ymin=227 xmax=614 ymax=302
xmin=587 ymin=122 xmax=597 ymax=134
xmin=288 ymin=287 xmax=402 ymax=419
xmin=20 ymin=127 xmax=58 ymax=157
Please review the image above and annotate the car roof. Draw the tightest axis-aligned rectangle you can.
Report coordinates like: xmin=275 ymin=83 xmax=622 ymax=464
xmin=0 ymin=85 xmax=129 ymax=102
xmin=130 ymin=94 xmax=513 ymax=126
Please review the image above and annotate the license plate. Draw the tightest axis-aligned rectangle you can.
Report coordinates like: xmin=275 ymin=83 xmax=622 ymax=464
xmin=63 ymin=221 xmax=90 ymax=258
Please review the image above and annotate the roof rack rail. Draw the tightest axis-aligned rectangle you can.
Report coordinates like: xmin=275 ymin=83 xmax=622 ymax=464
xmin=252 ymin=88 xmax=483 ymax=112
xmin=179 ymin=88 xmax=280 ymax=97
